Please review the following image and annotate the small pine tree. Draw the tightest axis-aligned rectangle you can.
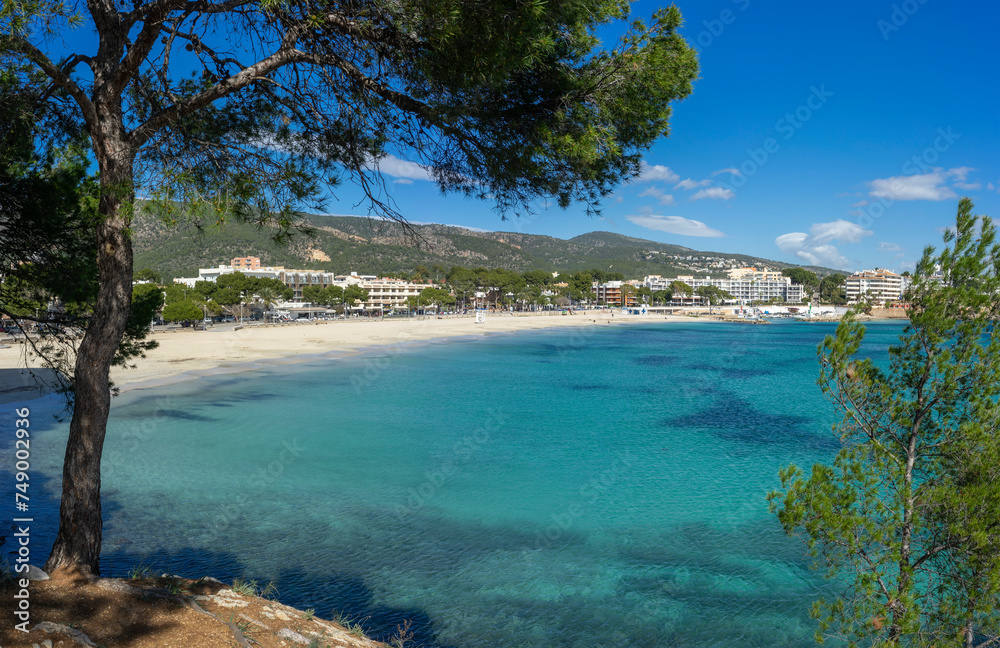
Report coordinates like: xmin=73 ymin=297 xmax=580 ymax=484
xmin=769 ymin=198 xmax=1000 ymax=646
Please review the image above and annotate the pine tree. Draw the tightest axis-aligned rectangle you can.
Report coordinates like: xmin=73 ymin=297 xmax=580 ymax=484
xmin=769 ymin=198 xmax=1000 ymax=646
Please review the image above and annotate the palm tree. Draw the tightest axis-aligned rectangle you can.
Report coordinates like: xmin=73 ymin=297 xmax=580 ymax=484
xmin=254 ymin=286 xmax=280 ymax=323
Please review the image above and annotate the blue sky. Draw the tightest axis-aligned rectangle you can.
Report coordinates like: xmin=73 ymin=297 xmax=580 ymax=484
xmin=332 ymin=0 xmax=999 ymax=273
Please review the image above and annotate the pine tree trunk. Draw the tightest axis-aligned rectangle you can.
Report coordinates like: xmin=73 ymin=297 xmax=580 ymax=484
xmin=45 ymin=131 xmax=134 ymax=577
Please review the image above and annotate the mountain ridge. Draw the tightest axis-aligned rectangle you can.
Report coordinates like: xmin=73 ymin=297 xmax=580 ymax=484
xmin=132 ymin=212 xmax=847 ymax=279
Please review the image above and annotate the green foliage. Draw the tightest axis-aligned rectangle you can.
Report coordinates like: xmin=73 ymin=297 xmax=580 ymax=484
xmin=783 ymin=267 xmax=820 ymax=289
xmin=670 ymin=280 xmax=692 ymax=297
xmin=0 ymin=67 xmax=97 ymax=319
xmin=161 ymin=300 xmax=203 ymax=323
xmin=216 ymin=272 xmax=253 ymax=293
xmin=302 ymin=284 xmax=344 ymax=307
xmin=330 ymin=610 xmax=368 ymax=639
xmin=568 ymin=272 xmax=594 ymax=300
xmin=14 ymin=0 xmax=701 ymax=233
xmin=819 ymin=273 xmax=848 ymax=305
xmin=695 ymin=285 xmax=732 ymax=305
xmin=342 ymin=284 xmax=369 ymax=307
xmin=204 ymin=272 xmax=294 ymax=306
xmin=113 ymin=283 xmax=164 ymax=366
xmin=1 ymin=65 xmax=158 ymax=373
xmin=134 ymin=268 xmax=162 ymax=283
xmin=768 ymin=199 xmax=1000 ymax=646
xmin=418 ymin=287 xmax=456 ymax=308
xmin=126 ymin=561 xmax=158 ymax=581
xmin=193 ymin=280 xmax=218 ymax=299
xmin=522 ymin=270 xmax=553 ymax=286
xmin=230 ymin=578 xmax=277 ymax=599
xmin=213 ymin=287 xmax=242 ymax=306
xmin=253 ymin=286 xmax=280 ymax=312
xmin=256 ymin=277 xmax=294 ymax=301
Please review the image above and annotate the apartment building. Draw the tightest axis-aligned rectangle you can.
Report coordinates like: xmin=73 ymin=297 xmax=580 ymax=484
xmin=592 ymin=281 xmax=638 ymax=307
xmin=279 ymin=271 xmax=372 ymax=300
xmin=845 ymin=269 xmax=904 ymax=305
xmin=361 ymin=278 xmax=435 ymax=312
xmin=175 ymin=263 xmax=282 ymax=286
xmin=640 ymin=273 xmax=803 ymax=304
xmin=231 ymin=256 xmax=262 ymax=271
xmin=175 ymin=263 xmax=376 ymax=300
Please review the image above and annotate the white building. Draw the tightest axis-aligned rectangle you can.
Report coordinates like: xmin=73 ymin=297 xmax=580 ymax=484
xmin=174 ymin=264 xmax=282 ymax=287
xmin=642 ymin=272 xmax=804 ymax=304
xmin=361 ymin=278 xmax=436 ymax=312
xmin=845 ymin=269 xmax=904 ymax=305
xmin=175 ymin=263 xmax=378 ymax=301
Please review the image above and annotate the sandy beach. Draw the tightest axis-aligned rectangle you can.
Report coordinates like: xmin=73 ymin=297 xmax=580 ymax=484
xmin=0 ymin=311 xmax=690 ymax=403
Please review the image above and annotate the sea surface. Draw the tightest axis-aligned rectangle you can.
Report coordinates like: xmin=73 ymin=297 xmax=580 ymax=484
xmin=4 ymin=319 xmax=907 ymax=647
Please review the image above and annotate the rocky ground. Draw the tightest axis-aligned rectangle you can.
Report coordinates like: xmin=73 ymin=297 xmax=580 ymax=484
xmin=0 ymin=567 xmax=400 ymax=648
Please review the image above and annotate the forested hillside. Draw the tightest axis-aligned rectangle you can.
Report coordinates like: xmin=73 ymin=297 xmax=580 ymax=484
xmin=132 ymin=211 xmax=845 ymax=279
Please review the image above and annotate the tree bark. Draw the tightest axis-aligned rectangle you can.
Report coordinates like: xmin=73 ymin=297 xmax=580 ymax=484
xmin=45 ymin=125 xmax=135 ymax=577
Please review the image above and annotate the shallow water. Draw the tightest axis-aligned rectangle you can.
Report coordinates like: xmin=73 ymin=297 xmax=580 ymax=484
xmin=4 ymin=320 xmax=906 ymax=647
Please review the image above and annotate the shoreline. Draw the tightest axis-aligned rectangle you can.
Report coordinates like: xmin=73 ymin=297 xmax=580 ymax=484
xmin=0 ymin=312 xmax=683 ymax=402
xmin=0 ymin=311 xmax=903 ymax=403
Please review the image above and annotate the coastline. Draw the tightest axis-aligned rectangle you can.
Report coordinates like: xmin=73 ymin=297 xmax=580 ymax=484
xmin=0 ymin=311 xmax=687 ymax=402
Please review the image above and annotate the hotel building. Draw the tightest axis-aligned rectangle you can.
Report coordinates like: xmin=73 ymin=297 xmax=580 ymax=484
xmin=642 ymin=271 xmax=804 ymax=304
xmin=361 ymin=277 xmax=436 ymax=312
xmin=175 ymin=258 xmax=435 ymax=310
xmin=844 ymin=269 xmax=904 ymax=305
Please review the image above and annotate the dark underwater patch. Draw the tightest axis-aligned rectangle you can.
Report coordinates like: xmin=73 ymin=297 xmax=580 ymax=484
xmin=157 ymin=409 xmax=217 ymax=422
xmin=662 ymin=394 xmax=839 ymax=452
xmin=633 ymin=355 xmax=678 ymax=366
xmin=569 ymin=383 xmax=612 ymax=391
xmin=683 ymin=363 xmax=774 ymax=379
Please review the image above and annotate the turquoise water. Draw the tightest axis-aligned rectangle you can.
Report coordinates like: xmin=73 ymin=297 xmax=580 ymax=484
xmin=6 ymin=320 xmax=906 ymax=647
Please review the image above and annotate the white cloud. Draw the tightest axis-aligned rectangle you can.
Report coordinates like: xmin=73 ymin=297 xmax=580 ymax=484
xmin=712 ymin=168 xmax=742 ymax=177
xmin=988 ymin=182 xmax=996 ymax=191
xmin=639 ymin=187 xmax=675 ymax=205
xmin=393 ymin=178 xmax=414 ymax=185
xmin=775 ymin=220 xmax=873 ymax=268
xmin=878 ymin=242 xmax=903 ymax=253
xmin=626 ymin=215 xmax=725 ymax=238
xmin=690 ymin=187 xmax=734 ymax=201
xmin=638 ymin=161 xmax=680 ymax=184
xmin=851 ymin=200 xmax=869 ymax=208
xmin=370 ymin=154 xmax=433 ymax=181
xmin=675 ymin=178 xmax=712 ymax=190
xmin=947 ymin=166 xmax=975 ymax=182
xmin=866 ymin=166 xmax=979 ymax=202
xmin=868 ymin=171 xmax=957 ymax=201
xmin=810 ymin=220 xmax=872 ymax=244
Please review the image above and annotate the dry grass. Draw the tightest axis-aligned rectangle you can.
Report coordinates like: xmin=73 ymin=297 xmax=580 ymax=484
xmin=0 ymin=567 xmax=387 ymax=648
